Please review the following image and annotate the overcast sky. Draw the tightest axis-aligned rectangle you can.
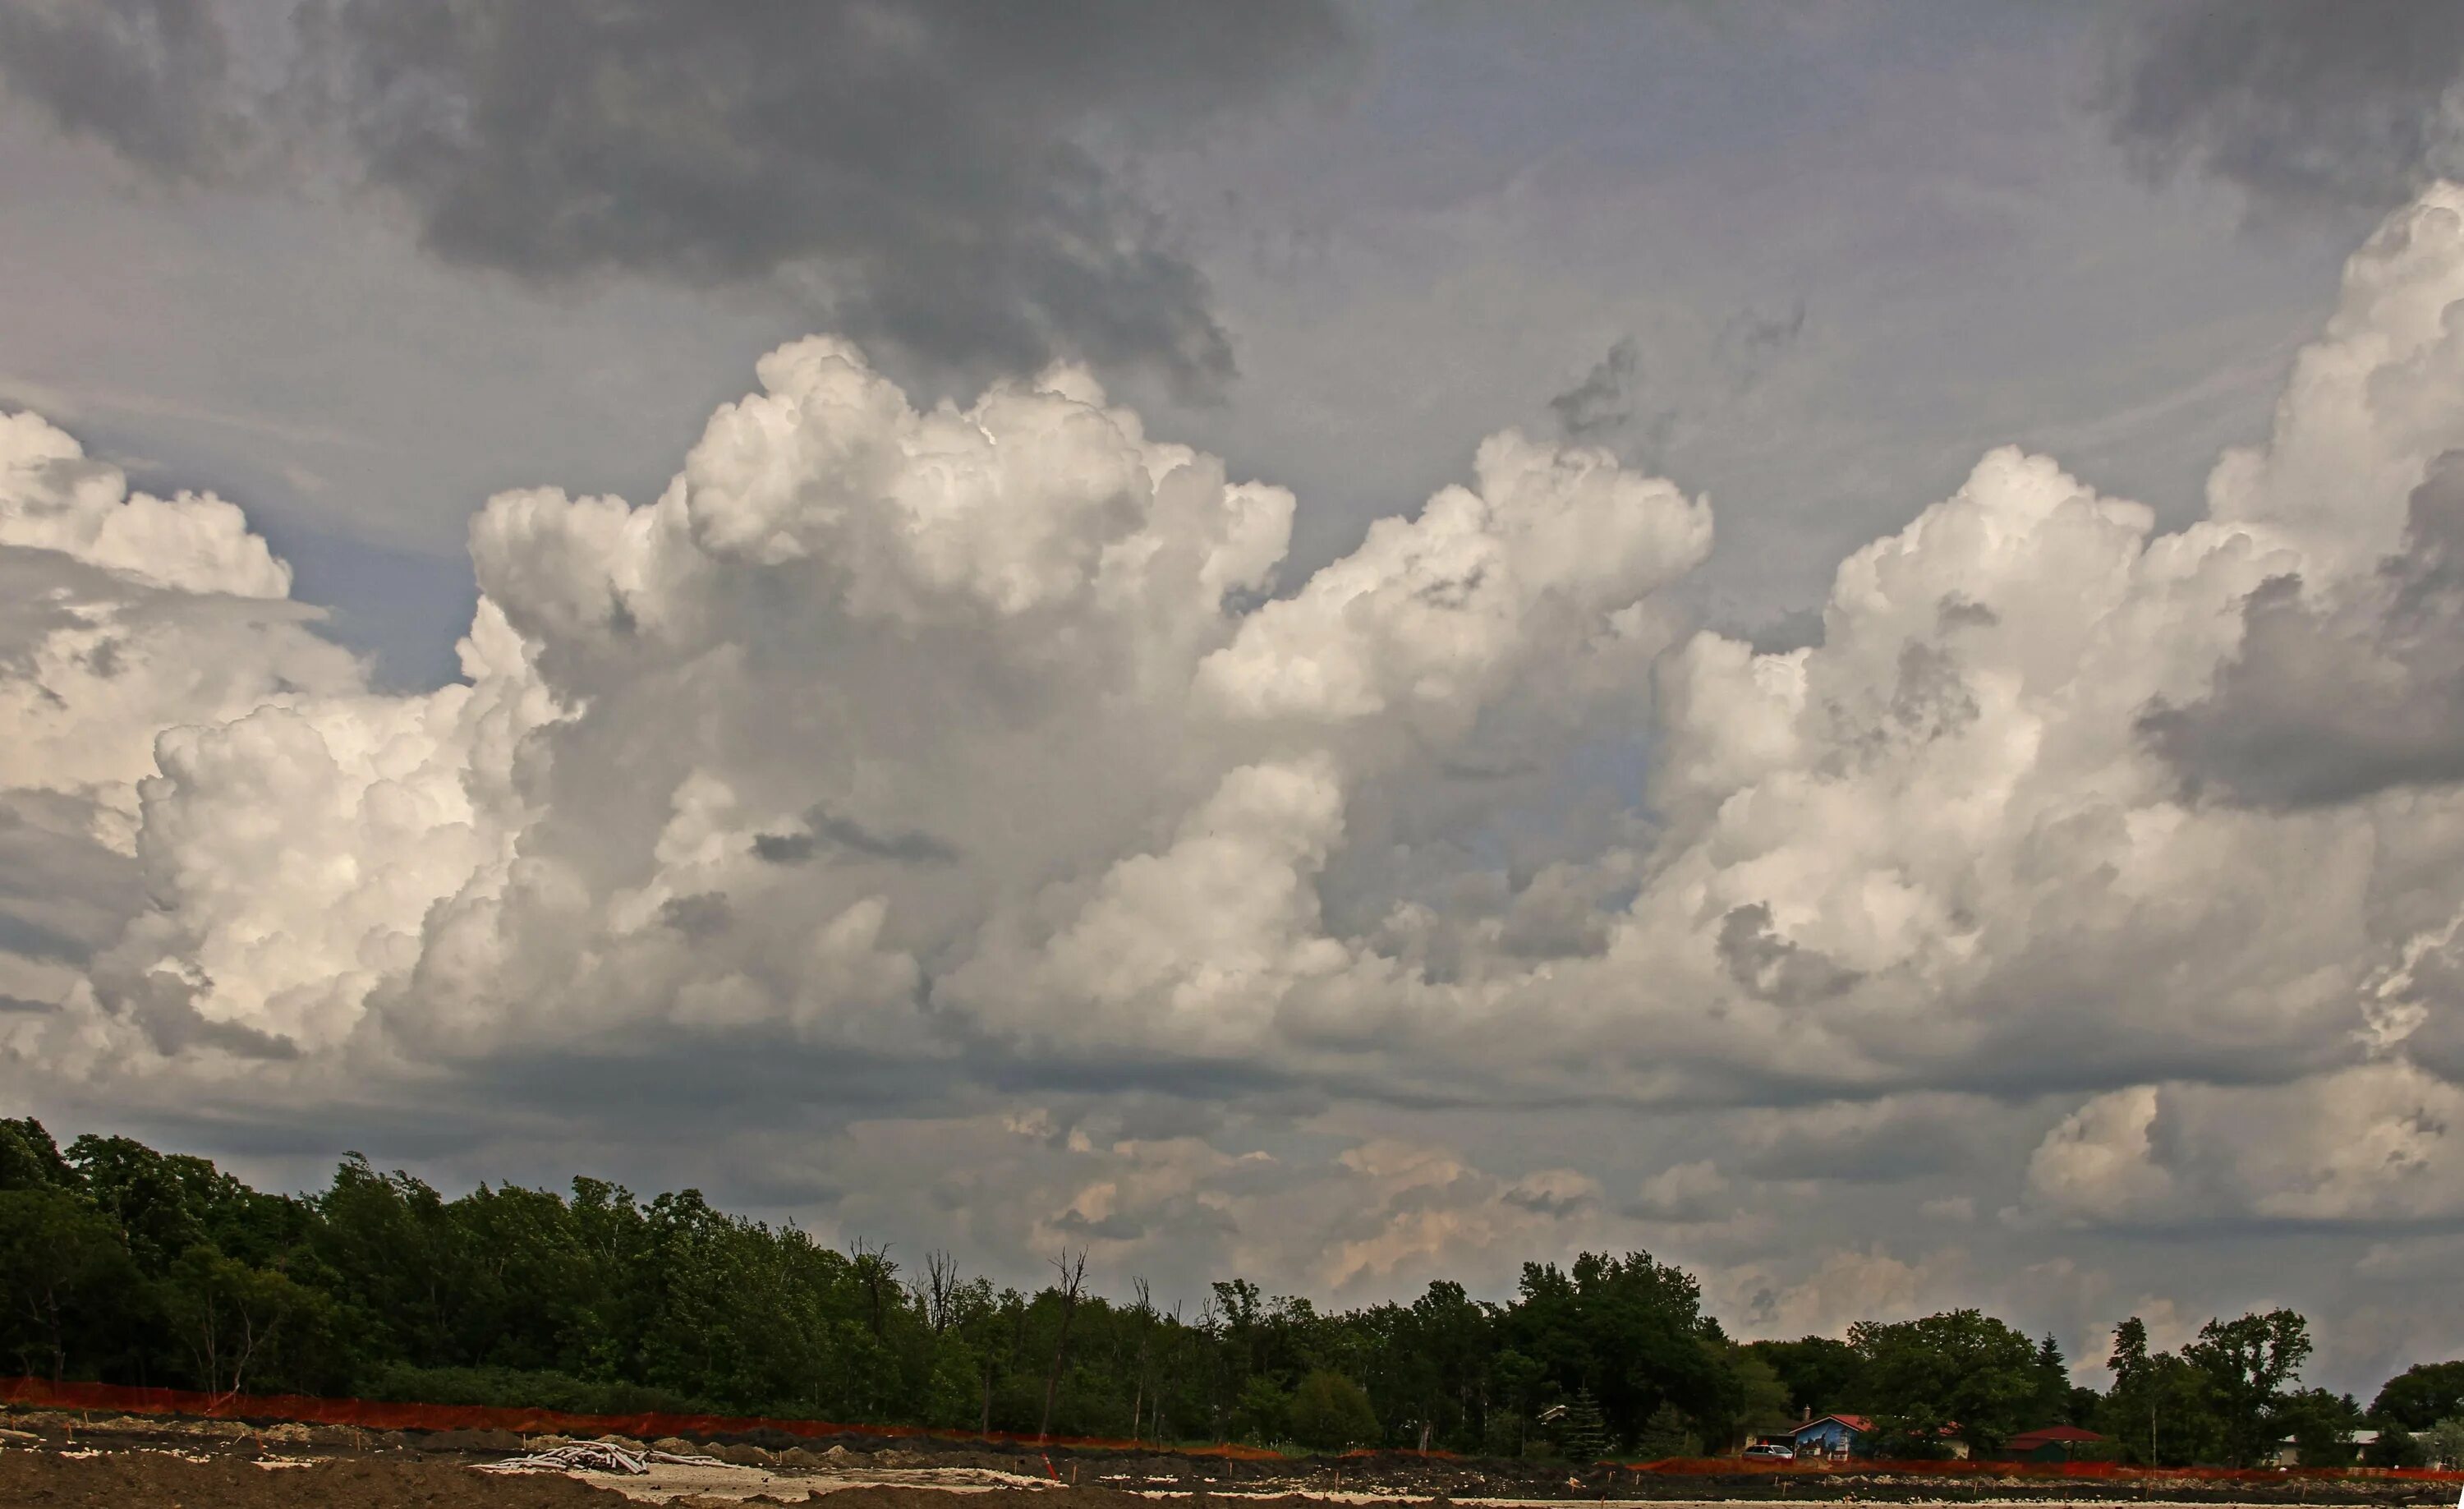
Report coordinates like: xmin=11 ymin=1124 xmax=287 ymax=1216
xmin=7 ymin=0 xmax=2464 ymax=1396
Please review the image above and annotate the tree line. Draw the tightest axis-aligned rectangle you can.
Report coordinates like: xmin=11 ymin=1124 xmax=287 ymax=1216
xmin=3 ymin=1116 xmax=2458 ymax=1465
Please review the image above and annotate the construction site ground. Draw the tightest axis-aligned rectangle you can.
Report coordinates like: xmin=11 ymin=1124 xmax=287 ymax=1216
xmin=4 ymin=1408 xmax=2457 ymax=1509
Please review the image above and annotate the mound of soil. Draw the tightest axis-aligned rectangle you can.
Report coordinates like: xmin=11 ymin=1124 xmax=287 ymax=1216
xmin=0 ymin=1452 xmax=625 ymax=1507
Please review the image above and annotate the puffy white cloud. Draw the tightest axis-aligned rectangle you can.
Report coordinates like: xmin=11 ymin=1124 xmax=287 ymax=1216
xmin=1626 ymin=1159 xmax=1732 ymax=1223
xmin=27 ymin=335 xmax=1704 ymax=1077
xmin=0 ymin=412 xmax=289 ymax=598
xmin=1583 ymin=190 xmax=2464 ymax=1131
xmin=949 ymin=756 xmax=1354 ymax=1053
xmin=0 ymin=411 xmax=368 ymax=1060
xmin=1726 ymin=1244 xmax=1974 ymax=1341
xmin=2143 ymin=450 xmax=2464 ymax=806
xmin=1196 ymin=431 xmax=1710 ymax=735
xmin=0 ymin=414 xmax=358 ymax=837
xmin=2022 ymin=1063 xmax=2464 ymax=1226
xmin=2021 ymin=1086 xmax=2177 ymax=1224
xmin=90 ymin=601 xmax=558 ymax=1051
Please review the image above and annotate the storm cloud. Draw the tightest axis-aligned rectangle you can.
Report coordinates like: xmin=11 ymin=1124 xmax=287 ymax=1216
xmin=0 ymin=0 xmax=1358 ymax=387
xmin=0 ymin=0 xmax=250 ymax=182
xmin=2097 ymin=0 xmax=2464 ymax=214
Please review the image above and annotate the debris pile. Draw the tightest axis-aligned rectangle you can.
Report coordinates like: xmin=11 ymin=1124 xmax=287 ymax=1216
xmin=478 ymin=1440 xmax=724 ymax=1474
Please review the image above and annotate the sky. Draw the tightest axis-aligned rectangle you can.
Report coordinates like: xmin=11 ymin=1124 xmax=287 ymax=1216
xmin=5 ymin=0 xmax=2464 ymax=1396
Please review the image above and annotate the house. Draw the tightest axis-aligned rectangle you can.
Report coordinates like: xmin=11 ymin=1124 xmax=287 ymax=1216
xmin=1791 ymin=1415 xmax=1871 ymax=1460
xmin=2005 ymin=1424 xmax=2105 ymax=1463
xmin=2273 ymin=1429 xmax=2377 ymax=1468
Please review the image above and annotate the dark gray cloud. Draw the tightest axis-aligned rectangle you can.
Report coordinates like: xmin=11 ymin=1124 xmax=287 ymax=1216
xmin=0 ymin=0 xmax=1357 ymax=390
xmin=657 ymin=891 xmax=733 ymax=940
xmin=1717 ymin=902 xmax=1859 ymax=1005
xmin=0 ymin=0 xmax=250 ymax=180
xmin=0 ymin=788 xmax=144 ymax=969
xmin=752 ymin=805 xmax=958 ymax=867
xmin=1548 ymin=334 xmax=1641 ymax=441
xmin=1547 ymin=303 xmax=1804 ymax=453
xmin=2143 ymin=453 xmax=2464 ymax=807
xmin=1054 ymin=1208 xmax=1146 ymax=1240
xmin=98 ymin=961 xmax=303 ymax=1060
xmin=1937 ymin=594 xmax=1998 ymax=633
xmin=1718 ymin=301 xmax=1807 ymax=379
xmin=1738 ymin=1101 xmax=1981 ymax=1185
xmin=1503 ymin=1180 xmax=1596 ymax=1220
xmin=2095 ymin=1 xmax=2464 ymax=215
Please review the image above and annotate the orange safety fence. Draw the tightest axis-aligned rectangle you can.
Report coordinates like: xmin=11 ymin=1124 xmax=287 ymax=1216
xmin=1614 ymin=1455 xmax=2464 ymax=1483
xmin=0 ymin=1375 xmax=1284 ymax=1459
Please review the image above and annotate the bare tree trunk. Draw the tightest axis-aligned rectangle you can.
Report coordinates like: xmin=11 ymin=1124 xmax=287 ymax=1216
xmin=924 ymin=1249 xmax=959 ymax=1334
xmin=1037 ymin=1249 xmax=1087 ymax=1442
xmin=1129 ymin=1276 xmax=1152 ymax=1444
xmin=848 ymin=1238 xmax=896 ymax=1338
xmin=227 ymin=1309 xmax=260 ymax=1401
xmin=25 ymin=1286 xmax=65 ymax=1383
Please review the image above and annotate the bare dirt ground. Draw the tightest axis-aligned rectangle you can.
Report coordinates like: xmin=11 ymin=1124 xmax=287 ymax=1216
xmin=5 ymin=1408 xmax=2458 ymax=1509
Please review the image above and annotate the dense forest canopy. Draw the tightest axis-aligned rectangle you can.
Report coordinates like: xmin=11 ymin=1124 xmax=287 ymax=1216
xmin=2 ymin=1116 xmax=2457 ymax=1465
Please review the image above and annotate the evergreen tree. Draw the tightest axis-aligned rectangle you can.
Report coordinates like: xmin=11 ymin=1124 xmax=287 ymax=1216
xmin=1555 ymin=1388 xmax=1609 ymax=1462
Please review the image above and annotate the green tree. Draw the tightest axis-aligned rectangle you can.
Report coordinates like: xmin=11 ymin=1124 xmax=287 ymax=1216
xmin=0 ymin=1117 xmax=78 ymax=1192
xmin=2372 ymin=1360 xmax=2464 ymax=1431
xmin=1748 ymin=1335 xmax=1868 ymax=1419
xmin=2425 ymin=1416 xmax=2464 ymax=1470
xmin=1485 ymin=1347 xmax=1546 ymax=1456
xmin=1234 ymin=1372 xmax=1291 ymax=1445
xmin=1726 ymin=1346 xmax=1798 ymax=1444
xmin=2275 ymin=1387 xmax=2361 ymax=1467
xmin=25 ymin=1110 xmax=2428 ymax=1477
xmin=161 ymin=1245 xmax=334 ymax=1396
xmin=310 ymin=1155 xmax=472 ymax=1369
xmin=1632 ymin=1401 xmax=1694 ymax=1459
xmin=2100 ymin=1316 xmax=2223 ymax=1467
xmin=1552 ymin=1387 xmax=1610 ymax=1462
xmin=1504 ymin=1251 xmax=1731 ymax=1452
xmin=1852 ymin=1309 xmax=2042 ymax=1456
xmin=1366 ymin=1279 xmax=1495 ymax=1451
xmin=0 ymin=1187 xmax=131 ymax=1379
xmin=2365 ymin=1423 xmax=2431 ymax=1469
xmin=2183 ymin=1309 xmax=2310 ymax=1467
xmin=2028 ymin=1333 xmax=2075 ymax=1426
xmin=1290 ymin=1369 xmax=1381 ymax=1450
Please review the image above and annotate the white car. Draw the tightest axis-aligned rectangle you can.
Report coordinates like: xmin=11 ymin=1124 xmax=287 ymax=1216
xmin=1743 ymin=1442 xmax=1796 ymax=1462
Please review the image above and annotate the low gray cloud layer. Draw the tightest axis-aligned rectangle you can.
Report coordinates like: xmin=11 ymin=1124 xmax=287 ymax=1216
xmin=0 ymin=0 xmax=1357 ymax=389
xmin=0 ymin=0 xmax=247 ymax=181
xmin=2097 ymin=0 xmax=2464 ymax=214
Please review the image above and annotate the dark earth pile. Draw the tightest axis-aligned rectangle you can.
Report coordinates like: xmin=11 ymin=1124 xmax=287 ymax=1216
xmin=5 ymin=1410 xmax=2462 ymax=1509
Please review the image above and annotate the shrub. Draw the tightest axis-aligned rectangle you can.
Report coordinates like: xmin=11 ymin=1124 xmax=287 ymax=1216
xmin=1289 ymin=1369 xmax=1381 ymax=1451
xmin=360 ymin=1363 xmax=716 ymax=1417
